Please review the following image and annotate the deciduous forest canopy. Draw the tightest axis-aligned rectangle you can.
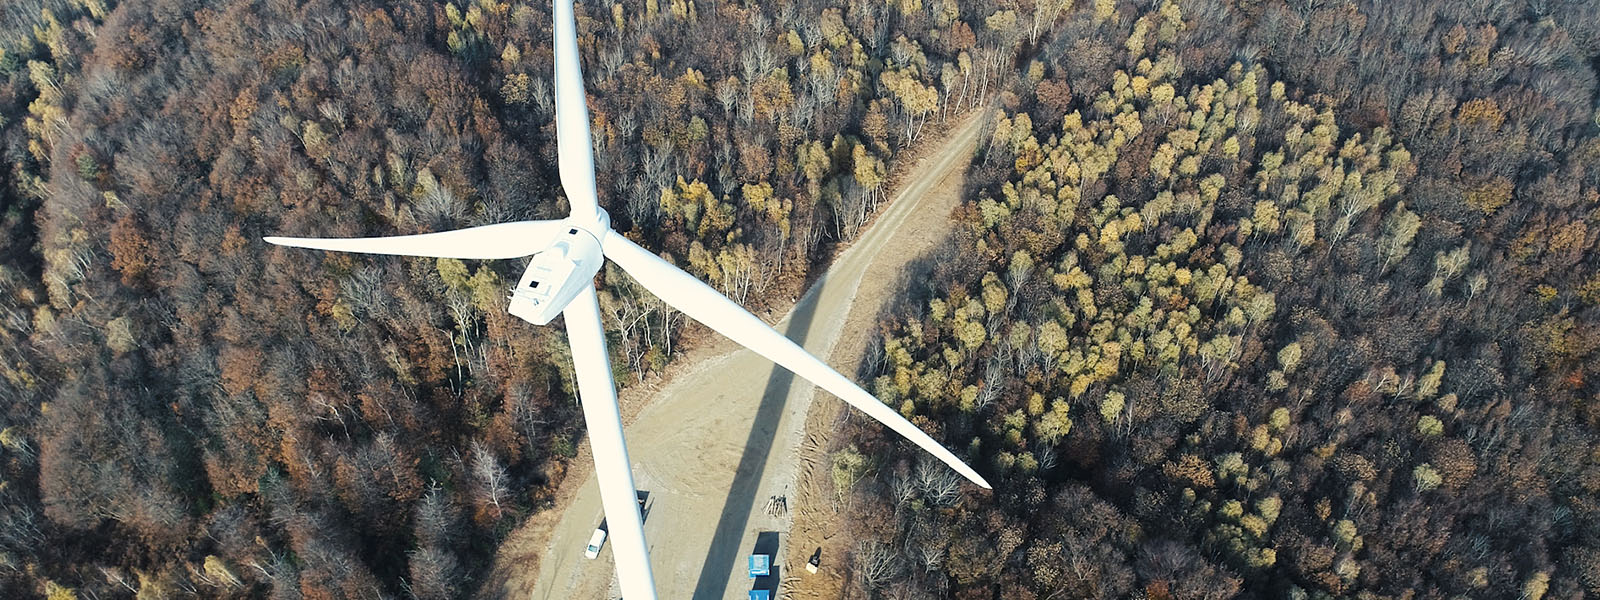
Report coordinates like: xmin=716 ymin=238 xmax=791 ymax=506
xmin=835 ymin=0 xmax=1600 ymax=599
xmin=0 ymin=0 xmax=998 ymax=596
xmin=0 ymin=0 xmax=1595 ymax=599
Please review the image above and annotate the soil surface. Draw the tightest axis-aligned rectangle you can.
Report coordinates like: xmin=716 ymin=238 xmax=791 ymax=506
xmin=485 ymin=110 xmax=986 ymax=600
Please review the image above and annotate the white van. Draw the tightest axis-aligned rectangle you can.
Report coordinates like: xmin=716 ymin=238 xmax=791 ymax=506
xmin=584 ymin=528 xmax=607 ymax=559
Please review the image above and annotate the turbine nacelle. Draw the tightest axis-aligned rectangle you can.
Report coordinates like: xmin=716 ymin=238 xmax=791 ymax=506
xmin=507 ymin=223 xmax=605 ymax=326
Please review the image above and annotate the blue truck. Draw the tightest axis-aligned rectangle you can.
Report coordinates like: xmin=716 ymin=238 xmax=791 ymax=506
xmin=748 ymin=553 xmax=771 ymax=577
xmin=748 ymin=531 xmax=780 ymax=599
xmin=748 ymin=550 xmax=773 ymax=599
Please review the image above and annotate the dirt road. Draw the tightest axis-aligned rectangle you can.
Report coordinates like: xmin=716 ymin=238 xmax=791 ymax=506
xmin=523 ymin=112 xmax=985 ymax=600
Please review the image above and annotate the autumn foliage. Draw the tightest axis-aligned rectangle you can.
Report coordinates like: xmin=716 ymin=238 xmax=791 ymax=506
xmin=0 ymin=0 xmax=1015 ymax=596
xmin=829 ymin=0 xmax=1600 ymax=598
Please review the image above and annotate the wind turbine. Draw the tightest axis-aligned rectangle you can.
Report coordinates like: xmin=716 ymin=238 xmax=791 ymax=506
xmin=266 ymin=0 xmax=989 ymax=597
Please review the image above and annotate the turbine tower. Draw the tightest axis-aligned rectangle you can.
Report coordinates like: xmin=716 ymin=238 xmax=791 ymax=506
xmin=266 ymin=1 xmax=990 ymax=597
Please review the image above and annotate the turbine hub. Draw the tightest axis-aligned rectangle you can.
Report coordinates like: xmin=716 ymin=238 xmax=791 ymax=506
xmin=572 ymin=205 xmax=611 ymax=236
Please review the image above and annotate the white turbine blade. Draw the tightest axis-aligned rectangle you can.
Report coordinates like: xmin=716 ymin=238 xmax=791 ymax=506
xmin=552 ymin=0 xmax=600 ymax=221
xmin=265 ymin=220 xmax=567 ymax=259
xmin=602 ymin=235 xmax=991 ymax=489
xmin=564 ymin=286 xmax=657 ymax=600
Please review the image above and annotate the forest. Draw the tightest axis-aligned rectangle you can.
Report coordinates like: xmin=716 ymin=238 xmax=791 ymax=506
xmin=828 ymin=0 xmax=1600 ymax=598
xmin=0 ymin=0 xmax=1009 ymax=597
xmin=0 ymin=0 xmax=1597 ymax=598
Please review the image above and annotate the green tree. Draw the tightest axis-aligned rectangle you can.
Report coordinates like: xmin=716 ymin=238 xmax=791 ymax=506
xmin=1035 ymin=398 xmax=1073 ymax=443
xmin=832 ymin=446 xmax=869 ymax=500
xmin=1377 ymin=202 xmax=1421 ymax=271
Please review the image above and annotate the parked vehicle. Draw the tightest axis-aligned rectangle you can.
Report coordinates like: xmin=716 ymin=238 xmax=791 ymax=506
xmin=584 ymin=528 xmax=607 ymax=560
xmin=749 ymin=532 xmax=779 ymax=599
xmin=747 ymin=553 xmax=770 ymax=577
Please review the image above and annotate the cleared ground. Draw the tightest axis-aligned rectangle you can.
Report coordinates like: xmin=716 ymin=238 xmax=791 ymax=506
xmin=499 ymin=112 xmax=985 ymax=600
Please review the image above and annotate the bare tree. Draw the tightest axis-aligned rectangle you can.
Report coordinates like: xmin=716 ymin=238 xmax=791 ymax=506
xmin=913 ymin=543 xmax=944 ymax=574
xmin=339 ymin=264 xmax=389 ymax=320
xmin=599 ymin=44 xmax=625 ymax=80
xmin=854 ymin=541 xmax=904 ymax=594
xmin=529 ymin=76 xmax=553 ymax=115
xmin=716 ymin=78 xmax=740 ymax=116
xmin=913 ymin=458 xmax=962 ymax=508
xmin=889 ymin=468 xmax=920 ymax=510
xmin=976 ymin=356 xmax=1006 ymax=411
xmin=470 ymin=442 xmax=509 ymax=517
xmin=414 ymin=484 xmax=459 ymax=548
xmin=407 ymin=546 xmax=461 ymax=600
xmin=625 ymin=175 xmax=657 ymax=226
xmin=616 ymin=110 xmax=638 ymax=141
xmin=643 ymin=140 xmax=675 ymax=191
